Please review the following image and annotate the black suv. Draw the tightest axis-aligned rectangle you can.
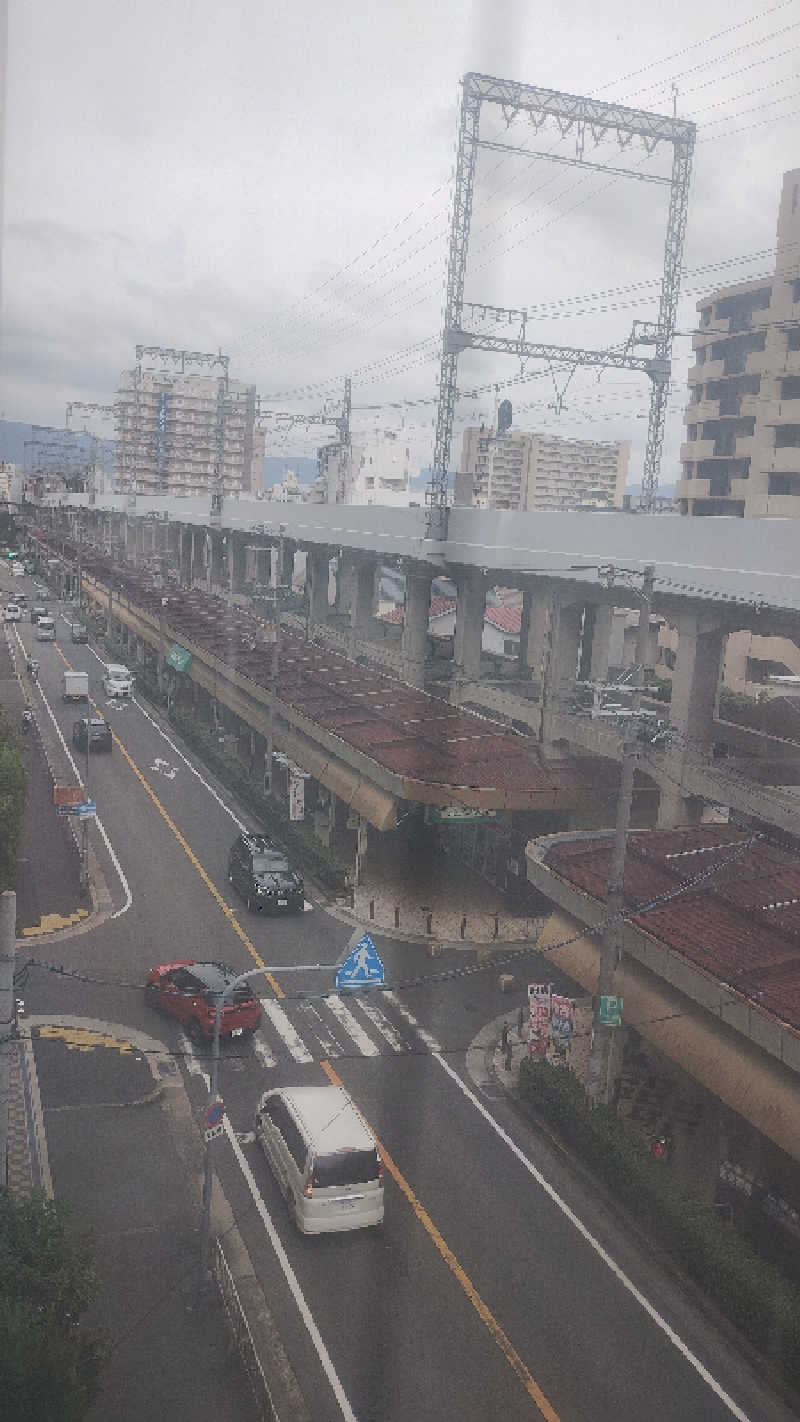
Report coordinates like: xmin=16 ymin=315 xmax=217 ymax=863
xmin=72 ymin=717 xmax=113 ymax=752
xmin=71 ymin=622 xmax=88 ymax=644
xmin=228 ymin=832 xmax=304 ymax=913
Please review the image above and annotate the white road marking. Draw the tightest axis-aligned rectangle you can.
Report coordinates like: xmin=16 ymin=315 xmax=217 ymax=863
xmin=434 ymin=1052 xmax=752 ymax=1422
xmin=298 ymin=1000 xmax=342 ymax=1058
xmin=223 ymin=1117 xmax=358 ymax=1422
xmin=356 ymin=998 xmax=406 ymax=1052
xmin=13 ymin=629 xmax=133 ymax=920
xmin=260 ymin=999 xmax=313 ymax=1063
xmin=180 ymin=1033 xmax=210 ymax=1089
xmin=385 ymin=991 xmax=441 ymax=1053
xmin=151 ymin=757 xmax=177 ymax=779
xmin=326 ymin=995 xmax=380 ymax=1056
xmin=252 ymin=1034 xmax=277 ymax=1070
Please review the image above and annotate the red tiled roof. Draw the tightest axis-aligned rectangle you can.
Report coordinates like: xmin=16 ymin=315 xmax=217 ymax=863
xmin=484 ymin=605 xmax=522 ymax=635
xmin=378 ymin=597 xmax=456 ymax=626
xmin=544 ymin=826 xmax=800 ymax=1033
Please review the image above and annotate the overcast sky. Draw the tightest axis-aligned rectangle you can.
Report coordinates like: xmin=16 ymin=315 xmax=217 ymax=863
xmin=1 ymin=0 xmax=798 ymax=489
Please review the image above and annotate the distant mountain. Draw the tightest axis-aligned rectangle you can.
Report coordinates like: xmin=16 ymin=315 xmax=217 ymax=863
xmin=0 ymin=420 xmax=114 ymax=473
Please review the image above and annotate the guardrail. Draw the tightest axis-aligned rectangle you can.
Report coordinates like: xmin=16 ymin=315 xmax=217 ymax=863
xmin=213 ymin=1238 xmax=280 ymax=1421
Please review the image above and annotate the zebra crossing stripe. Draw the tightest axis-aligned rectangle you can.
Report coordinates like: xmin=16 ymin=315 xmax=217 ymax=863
xmin=260 ymin=1000 xmax=314 ymax=1063
xmin=384 ymin=991 xmax=442 ymax=1053
xmin=252 ymin=1034 xmax=277 ymax=1069
xmin=357 ymin=998 xmax=407 ymax=1052
xmin=327 ymin=995 xmax=380 ymax=1056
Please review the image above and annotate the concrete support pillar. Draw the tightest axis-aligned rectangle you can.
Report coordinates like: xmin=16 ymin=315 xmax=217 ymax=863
xmin=402 ymin=568 xmax=433 ymax=689
xmin=453 ymin=569 xmax=486 ymax=683
xmin=578 ymin=603 xmax=613 ymax=683
xmin=280 ymin=540 xmax=296 ymax=591
xmin=350 ymin=558 xmax=376 ymax=636
xmin=546 ymin=596 xmax=584 ymax=699
xmin=229 ymin=532 xmax=248 ymax=594
xmin=307 ymin=547 xmax=330 ymax=632
xmin=518 ymin=585 xmax=549 ymax=687
xmin=658 ymin=612 xmax=727 ymax=828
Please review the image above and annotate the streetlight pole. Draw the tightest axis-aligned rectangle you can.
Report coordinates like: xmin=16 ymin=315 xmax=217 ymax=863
xmin=586 ymin=564 xmax=655 ymax=1107
xmin=199 ymin=966 xmax=269 ymax=1280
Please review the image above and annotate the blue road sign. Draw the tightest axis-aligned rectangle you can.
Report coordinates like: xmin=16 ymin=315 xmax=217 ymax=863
xmin=204 ymin=1097 xmax=225 ymax=1129
xmin=77 ymin=801 xmax=96 ymax=819
xmin=336 ymin=933 xmax=385 ymax=990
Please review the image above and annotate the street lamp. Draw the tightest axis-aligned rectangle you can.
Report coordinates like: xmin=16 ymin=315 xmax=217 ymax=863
xmin=199 ymin=966 xmax=270 ymax=1279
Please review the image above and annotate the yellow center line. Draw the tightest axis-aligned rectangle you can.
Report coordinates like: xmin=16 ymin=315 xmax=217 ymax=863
xmin=319 ymin=1061 xmax=560 ymax=1422
xmin=54 ymin=644 xmax=282 ymax=997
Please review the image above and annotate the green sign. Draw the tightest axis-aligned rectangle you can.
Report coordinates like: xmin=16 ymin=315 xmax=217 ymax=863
xmin=599 ymin=995 xmax=623 ymax=1028
xmin=166 ymin=644 xmax=192 ymax=673
xmin=426 ymin=805 xmax=498 ymax=824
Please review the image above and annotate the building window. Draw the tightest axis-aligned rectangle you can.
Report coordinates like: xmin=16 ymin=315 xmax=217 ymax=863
xmin=768 ymin=472 xmax=800 ymax=496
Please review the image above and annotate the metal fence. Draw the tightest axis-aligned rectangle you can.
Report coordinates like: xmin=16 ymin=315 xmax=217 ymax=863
xmin=213 ymin=1237 xmax=280 ymax=1422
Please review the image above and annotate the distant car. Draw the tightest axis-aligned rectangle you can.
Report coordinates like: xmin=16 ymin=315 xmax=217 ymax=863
xmin=102 ymin=662 xmax=134 ymax=698
xmin=70 ymin=622 xmax=88 ymax=644
xmin=13 ymin=592 xmax=27 ymax=607
xmin=228 ymin=831 xmax=304 ymax=913
xmin=144 ymin=960 xmax=262 ymax=1042
xmin=34 ymin=584 xmax=49 ymax=598
xmin=72 ymin=717 xmax=113 ymax=752
xmin=30 ymin=605 xmax=48 ymax=624
xmin=3 ymin=603 xmax=20 ymax=622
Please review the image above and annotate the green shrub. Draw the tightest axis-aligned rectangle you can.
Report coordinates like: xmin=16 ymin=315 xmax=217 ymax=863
xmin=519 ymin=1057 xmax=800 ymax=1386
xmin=0 ymin=716 xmax=27 ymax=890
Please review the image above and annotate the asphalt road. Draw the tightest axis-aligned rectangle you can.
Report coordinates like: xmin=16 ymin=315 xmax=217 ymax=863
xmin=12 ymin=594 xmax=798 ymax=1422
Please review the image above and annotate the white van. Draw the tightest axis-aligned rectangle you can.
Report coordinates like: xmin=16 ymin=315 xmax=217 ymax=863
xmin=102 ymin=662 xmax=134 ymax=698
xmin=255 ymin=1084 xmax=384 ymax=1234
xmin=35 ymin=616 xmax=56 ymax=642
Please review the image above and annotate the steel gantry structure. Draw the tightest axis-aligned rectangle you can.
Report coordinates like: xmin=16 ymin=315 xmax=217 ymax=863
xmin=427 ymin=72 xmax=696 ymax=538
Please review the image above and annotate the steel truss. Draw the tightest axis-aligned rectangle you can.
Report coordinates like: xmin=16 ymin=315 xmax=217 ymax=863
xmin=427 ymin=73 xmax=695 ymax=537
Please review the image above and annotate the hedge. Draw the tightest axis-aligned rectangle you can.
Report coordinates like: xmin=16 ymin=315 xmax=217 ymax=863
xmin=519 ymin=1057 xmax=800 ymax=1388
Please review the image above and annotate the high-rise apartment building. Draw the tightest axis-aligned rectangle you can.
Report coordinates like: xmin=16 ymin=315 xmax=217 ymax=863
xmin=677 ymin=168 xmax=800 ymax=517
xmin=115 ymin=369 xmax=265 ymax=498
xmin=456 ymin=422 xmax=629 ymax=511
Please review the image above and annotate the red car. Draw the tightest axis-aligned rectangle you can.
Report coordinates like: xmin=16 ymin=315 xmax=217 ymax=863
xmin=145 ymin=960 xmax=262 ymax=1042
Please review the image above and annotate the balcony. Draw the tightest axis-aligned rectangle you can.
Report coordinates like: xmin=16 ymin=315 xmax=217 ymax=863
xmin=683 ymin=399 xmax=719 ymax=423
xmin=770 ymin=446 xmax=800 ymax=473
xmin=675 ymin=477 xmax=710 ymax=500
xmin=761 ymin=397 xmax=800 ymax=425
xmin=679 ymin=439 xmax=716 ymax=462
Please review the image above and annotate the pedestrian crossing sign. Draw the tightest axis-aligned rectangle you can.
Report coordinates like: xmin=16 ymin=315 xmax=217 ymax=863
xmin=336 ymin=934 xmax=385 ymax=989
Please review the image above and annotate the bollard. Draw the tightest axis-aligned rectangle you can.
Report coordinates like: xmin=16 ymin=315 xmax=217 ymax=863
xmin=394 ymin=906 xmax=400 ymax=929
xmin=517 ymin=1003 xmax=524 ymax=1035
xmin=426 ymin=912 xmax=433 ymax=936
xmin=460 ymin=915 xmax=467 ymax=940
xmin=501 ymin=1022 xmax=509 ymax=1053
xmin=369 ymin=899 xmax=375 ymax=920
xmin=504 ymin=1040 xmax=513 ymax=1072
xmin=493 ymin=914 xmax=499 ymax=941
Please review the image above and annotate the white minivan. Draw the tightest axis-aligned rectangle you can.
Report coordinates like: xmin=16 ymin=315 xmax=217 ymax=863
xmin=102 ymin=662 xmax=134 ymax=698
xmin=255 ymin=1084 xmax=384 ymax=1234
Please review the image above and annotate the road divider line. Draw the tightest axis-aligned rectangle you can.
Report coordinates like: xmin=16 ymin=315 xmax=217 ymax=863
xmin=432 ymin=1053 xmax=751 ymax=1422
xmin=109 ymin=730 xmax=282 ymax=994
xmin=319 ymin=1060 xmax=560 ymax=1422
xmin=223 ymin=1116 xmax=358 ymax=1422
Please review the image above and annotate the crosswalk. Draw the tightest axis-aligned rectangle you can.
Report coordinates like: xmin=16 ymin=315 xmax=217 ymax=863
xmin=254 ymin=991 xmax=441 ymax=1069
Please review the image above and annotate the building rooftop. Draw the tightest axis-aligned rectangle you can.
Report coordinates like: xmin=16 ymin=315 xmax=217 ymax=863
xmin=542 ymin=825 xmax=800 ymax=1033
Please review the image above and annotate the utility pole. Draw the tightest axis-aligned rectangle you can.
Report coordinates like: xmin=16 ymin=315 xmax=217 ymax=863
xmin=263 ymin=525 xmax=285 ymax=797
xmin=586 ymin=565 xmax=655 ymax=1106
xmin=0 ymin=891 xmax=16 ymax=1188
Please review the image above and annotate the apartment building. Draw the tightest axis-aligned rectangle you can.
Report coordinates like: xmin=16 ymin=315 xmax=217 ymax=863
xmin=457 ymin=424 xmax=628 ymax=511
xmin=672 ymin=169 xmax=800 ymax=697
xmin=115 ymin=369 xmax=265 ymax=498
xmin=678 ymin=168 xmax=800 ymax=518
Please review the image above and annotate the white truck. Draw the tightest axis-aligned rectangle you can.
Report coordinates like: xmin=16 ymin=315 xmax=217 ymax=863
xmin=102 ymin=662 xmax=134 ymax=699
xmin=63 ymin=669 xmax=89 ymax=703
